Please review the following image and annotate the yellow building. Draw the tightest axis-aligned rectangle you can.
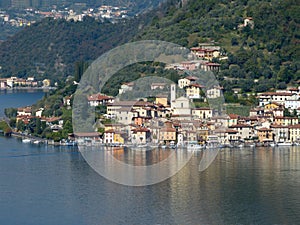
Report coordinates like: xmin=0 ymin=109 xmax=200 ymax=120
xmin=264 ymin=102 xmax=282 ymax=110
xmin=155 ymin=96 xmax=168 ymax=107
xmin=114 ymin=131 xmax=125 ymax=144
xmin=185 ymin=84 xmax=204 ymax=99
xmin=257 ymin=127 xmax=273 ymax=143
xmin=43 ymin=79 xmax=51 ymax=87
xmin=159 ymin=121 xmax=176 ymax=143
xmin=192 ymin=107 xmax=213 ymax=119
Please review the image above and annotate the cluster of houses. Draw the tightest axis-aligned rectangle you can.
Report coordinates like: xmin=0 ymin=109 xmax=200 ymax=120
xmin=14 ymin=73 xmax=300 ymax=147
xmin=74 ymin=77 xmax=300 ymax=147
xmin=0 ymin=77 xmax=51 ymax=89
xmin=0 ymin=4 xmax=129 ymax=29
xmin=165 ymin=42 xmax=226 ymax=73
xmin=16 ymin=106 xmax=63 ymax=133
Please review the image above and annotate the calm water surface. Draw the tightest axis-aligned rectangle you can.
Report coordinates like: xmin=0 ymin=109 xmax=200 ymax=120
xmin=0 ymin=91 xmax=300 ymax=225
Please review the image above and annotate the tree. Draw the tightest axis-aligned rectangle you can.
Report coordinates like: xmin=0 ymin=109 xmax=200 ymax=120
xmin=4 ymin=108 xmax=17 ymax=118
xmin=17 ymin=120 xmax=26 ymax=132
xmin=231 ymin=37 xmax=239 ymax=46
xmin=284 ymin=108 xmax=292 ymax=117
xmin=63 ymin=120 xmax=73 ymax=134
xmin=74 ymin=61 xmax=89 ymax=82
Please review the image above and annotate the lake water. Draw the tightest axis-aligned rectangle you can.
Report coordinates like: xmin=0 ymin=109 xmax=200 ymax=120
xmin=1 ymin=91 xmax=300 ymax=225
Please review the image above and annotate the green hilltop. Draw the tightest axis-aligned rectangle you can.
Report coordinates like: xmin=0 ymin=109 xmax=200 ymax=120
xmin=0 ymin=0 xmax=298 ymax=93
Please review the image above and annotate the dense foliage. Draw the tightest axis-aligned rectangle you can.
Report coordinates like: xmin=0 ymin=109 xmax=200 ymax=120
xmin=0 ymin=16 xmax=148 ymax=81
xmin=0 ymin=0 xmax=299 ymax=93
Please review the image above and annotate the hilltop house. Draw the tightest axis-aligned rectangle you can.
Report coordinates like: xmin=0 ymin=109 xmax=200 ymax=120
xmin=185 ymin=83 xmax=204 ymax=99
xmin=118 ymin=82 xmax=134 ymax=95
xmin=88 ymin=93 xmax=114 ymax=106
xmin=178 ymin=76 xmax=198 ymax=89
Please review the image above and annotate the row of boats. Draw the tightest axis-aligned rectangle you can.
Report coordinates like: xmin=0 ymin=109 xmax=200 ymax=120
xmin=21 ymin=138 xmax=77 ymax=146
xmin=22 ymin=138 xmax=42 ymax=144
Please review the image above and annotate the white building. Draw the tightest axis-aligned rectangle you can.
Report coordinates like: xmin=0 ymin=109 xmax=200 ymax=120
xmin=285 ymin=100 xmax=300 ymax=110
xmin=178 ymin=76 xmax=198 ymax=89
xmin=171 ymin=96 xmax=191 ymax=116
xmin=258 ymin=92 xmax=296 ymax=107
xmin=118 ymin=82 xmax=134 ymax=95
xmin=192 ymin=108 xmax=213 ymax=119
xmin=206 ymin=86 xmax=223 ymax=98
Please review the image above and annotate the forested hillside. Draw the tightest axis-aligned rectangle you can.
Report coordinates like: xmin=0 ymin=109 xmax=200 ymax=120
xmin=0 ymin=16 xmax=148 ymax=82
xmin=0 ymin=0 xmax=299 ymax=92
xmin=137 ymin=0 xmax=300 ymax=92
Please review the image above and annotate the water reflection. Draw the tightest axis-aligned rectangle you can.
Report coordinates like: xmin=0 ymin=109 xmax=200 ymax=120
xmin=79 ymin=146 xmax=194 ymax=186
xmin=2 ymin=137 xmax=300 ymax=224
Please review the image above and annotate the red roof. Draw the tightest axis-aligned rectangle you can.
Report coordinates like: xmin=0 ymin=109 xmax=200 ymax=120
xmin=188 ymin=83 xmax=205 ymax=88
xmin=184 ymin=76 xmax=198 ymax=81
xmin=131 ymin=127 xmax=149 ymax=133
xmin=257 ymin=127 xmax=272 ymax=131
xmin=288 ymin=124 xmax=300 ymax=129
xmin=228 ymin=114 xmax=239 ymax=119
xmin=88 ymin=93 xmax=113 ymax=101
xmin=259 ymin=92 xmax=293 ymax=96
xmin=230 ymin=124 xmax=252 ymax=128
xmin=205 ymin=62 xmax=220 ymax=66
xmin=74 ymin=132 xmax=100 ymax=137
xmin=161 ymin=127 xmax=176 ymax=132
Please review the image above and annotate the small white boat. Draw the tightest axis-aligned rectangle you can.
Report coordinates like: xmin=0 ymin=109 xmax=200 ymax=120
xmin=277 ymin=142 xmax=292 ymax=146
xmin=237 ymin=143 xmax=244 ymax=148
xmin=206 ymin=135 xmax=221 ymax=149
xmin=270 ymin=142 xmax=277 ymax=147
xmin=187 ymin=141 xmax=204 ymax=151
xmin=22 ymin=138 xmax=31 ymax=143
xmin=33 ymin=140 xmax=40 ymax=144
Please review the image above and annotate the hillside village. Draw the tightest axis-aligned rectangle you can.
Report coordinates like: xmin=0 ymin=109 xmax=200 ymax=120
xmin=5 ymin=37 xmax=300 ymax=147
xmin=11 ymin=69 xmax=300 ymax=147
xmin=75 ymin=80 xmax=300 ymax=147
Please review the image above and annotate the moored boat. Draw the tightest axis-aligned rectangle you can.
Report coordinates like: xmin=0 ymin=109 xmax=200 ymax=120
xmin=206 ymin=135 xmax=221 ymax=149
xmin=277 ymin=141 xmax=293 ymax=146
xmin=22 ymin=138 xmax=31 ymax=143
xmin=187 ymin=141 xmax=204 ymax=151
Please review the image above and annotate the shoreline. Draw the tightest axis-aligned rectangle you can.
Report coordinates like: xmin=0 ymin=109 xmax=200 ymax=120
xmin=10 ymin=131 xmax=77 ymax=147
xmin=0 ymin=86 xmax=56 ymax=91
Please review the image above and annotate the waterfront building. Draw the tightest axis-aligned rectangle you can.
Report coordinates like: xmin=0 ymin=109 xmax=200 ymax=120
xmin=159 ymin=121 xmax=176 ymax=144
xmin=74 ymin=132 xmax=102 ymax=146
xmin=131 ymin=127 xmax=150 ymax=144
xmin=256 ymin=127 xmax=273 ymax=143
xmin=270 ymin=124 xmax=289 ymax=143
xmin=229 ymin=123 xmax=253 ymax=140
xmin=288 ymin=124 xmax=300 ymax=143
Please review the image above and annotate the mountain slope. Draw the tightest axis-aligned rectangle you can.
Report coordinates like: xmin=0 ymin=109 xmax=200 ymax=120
xmin=136 ymin=0 xmax=300 ymax=91
xmin=0 ymin=0 xmax=299 ymax=92
xmin=0 ymin=16 xmax=148 ymax=80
